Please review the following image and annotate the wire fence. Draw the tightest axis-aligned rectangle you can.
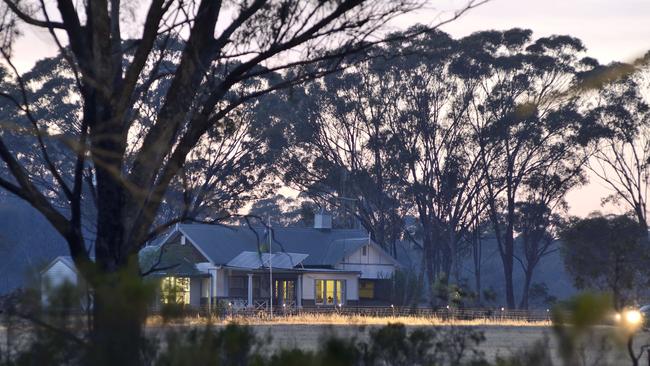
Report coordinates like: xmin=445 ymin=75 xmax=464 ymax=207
xmin=186 ymin=305 xmax=554 ymax=323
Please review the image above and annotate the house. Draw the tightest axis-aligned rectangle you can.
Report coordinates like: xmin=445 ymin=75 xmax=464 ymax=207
xmin=141 ymin=217 xmax=400 ymax=310
xmin=40 ymin=256 xmax=91 ymax=310
xmin=41 ymin=215 xmax=400 ymax=311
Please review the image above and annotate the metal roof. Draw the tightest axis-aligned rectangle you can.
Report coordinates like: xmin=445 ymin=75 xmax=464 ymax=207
xmin=226 ymin=251 xmax=309 ymax=270
xmin=177 ymin=224 xmax=375 ymax=267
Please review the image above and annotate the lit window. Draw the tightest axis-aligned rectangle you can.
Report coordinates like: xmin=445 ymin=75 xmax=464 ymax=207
xmin=315 ymin=279 xmax=346 ymax=305
xmin=274 ymin=280 xmax=295 ymax=304
xmin=161 ymin=277 xmax=190 ymax=304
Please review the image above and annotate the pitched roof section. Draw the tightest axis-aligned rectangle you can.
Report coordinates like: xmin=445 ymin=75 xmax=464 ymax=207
xmin=177 ymin=224 xmax=372 ymax=267
xmin=226 ymin=251 xmax=309 ymax=270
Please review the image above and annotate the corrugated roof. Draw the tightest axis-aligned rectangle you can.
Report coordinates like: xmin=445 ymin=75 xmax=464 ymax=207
xmin=226 ymin=251 xmax=309 ymax=270
xmin=178 ymin=224 xmax=372 ymax=267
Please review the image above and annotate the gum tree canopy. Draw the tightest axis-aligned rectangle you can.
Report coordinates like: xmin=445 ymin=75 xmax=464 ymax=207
xmin=0 ymin=0 xmax=490 ymax=364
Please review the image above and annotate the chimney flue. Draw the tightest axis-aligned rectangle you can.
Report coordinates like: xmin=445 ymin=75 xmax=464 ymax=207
xmin=314 ymin=212 xmax=332 ymax=229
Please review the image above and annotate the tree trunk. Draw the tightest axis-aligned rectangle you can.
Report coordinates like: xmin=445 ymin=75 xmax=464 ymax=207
xmin=503 ymin=195 xmax=516 ymax=309
xmin=519 ymin=267 xmax=534 ymax=310
xmin=473 ymin=231 xmax=482 ymax=306
xmin=84 ymin=161 xmax=151 ymax=365
xmin=501 ymin=249 xmax=515 ymax=309
xmin=86 ymin=261 xmax=149 ymax=366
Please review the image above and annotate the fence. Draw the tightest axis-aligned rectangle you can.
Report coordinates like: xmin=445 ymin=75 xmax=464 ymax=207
xmin=183 ymin=304 xmax=553 ymax=323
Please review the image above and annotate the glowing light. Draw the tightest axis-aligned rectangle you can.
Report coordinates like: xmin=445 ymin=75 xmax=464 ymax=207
xmin=624 ymin=310 xmax=642 ymax=325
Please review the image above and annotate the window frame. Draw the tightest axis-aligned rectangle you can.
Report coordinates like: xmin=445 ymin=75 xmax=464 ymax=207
xmin=161 ymin=276 xmax=191 ymax=305
xmin=314 ymin=279 xmax=346 ymax=306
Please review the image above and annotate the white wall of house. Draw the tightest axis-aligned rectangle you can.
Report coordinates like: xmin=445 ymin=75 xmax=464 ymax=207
xmin=41 ymin=259 xmax=78 ymax=305
xmin=196 ymin=262 xmax=227 ymax=298
xmin=190 ymin=278 xmax=202 ymax=307
xmin=201 ymin=278 xmax=210 ymax=298
xmin=301 ymin=272 xmax=359 ymax=301
xmin=42 ymin=261 xmax=78 ymax=288
xmin=336 ymin=244 xmax=396 ymax=279
xmin=217 ymin=268 xmax=229 ymax=297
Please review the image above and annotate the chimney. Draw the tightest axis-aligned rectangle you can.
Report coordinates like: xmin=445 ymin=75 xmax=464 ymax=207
xmin=314 ymin=212 xmax=332 ymax=230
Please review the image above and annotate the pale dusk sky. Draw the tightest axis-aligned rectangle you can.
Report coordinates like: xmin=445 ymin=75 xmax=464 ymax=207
xmin=10 ymin=0 xmax=650 ymax=218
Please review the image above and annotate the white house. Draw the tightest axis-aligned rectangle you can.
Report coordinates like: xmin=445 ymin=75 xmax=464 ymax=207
xmin=140 ymin=217 xmax=400 ymax=310
xmin=41 ymin=216 xmax=400 ymax=310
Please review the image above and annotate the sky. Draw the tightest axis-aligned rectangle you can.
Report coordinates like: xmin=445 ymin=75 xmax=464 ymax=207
xmin=9 ymin=0 xmax=650 ymax=217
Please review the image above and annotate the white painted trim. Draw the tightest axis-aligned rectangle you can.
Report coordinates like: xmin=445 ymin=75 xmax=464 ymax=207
xmin=40 ymin=257 xmax=77 ymax=275
xmin=367 ymin=241 xmax=400 ymax=266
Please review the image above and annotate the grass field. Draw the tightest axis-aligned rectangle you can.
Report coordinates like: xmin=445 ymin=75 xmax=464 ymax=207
xmin=147 ymin=314 xmax=650 ymax=364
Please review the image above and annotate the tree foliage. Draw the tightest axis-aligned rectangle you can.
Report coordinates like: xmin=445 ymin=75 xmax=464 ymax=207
xmin=560 ymin=214 xmax=649 ymax=308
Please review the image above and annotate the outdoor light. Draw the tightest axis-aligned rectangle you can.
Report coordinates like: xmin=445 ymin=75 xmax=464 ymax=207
xmin=283 ymin=303 xmax=286 ymax=307
xmin=446 ymin=305 xmax=450 ymax=310
xmin=390 ymin=304 xmax=394 ymax=308
xmin=616 ymin=309 xmax=644 ymax=332
xmin=624 ymin=310 xmax=643 ymax=326
xmin=501 ymin=307 xmax=505 ymax=312
xmin=338 ymin=303 xmax=342 ymax=308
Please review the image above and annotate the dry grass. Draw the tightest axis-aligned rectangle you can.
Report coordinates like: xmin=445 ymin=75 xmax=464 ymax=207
xmin=146 ymin=312 xmax=551 ymax=327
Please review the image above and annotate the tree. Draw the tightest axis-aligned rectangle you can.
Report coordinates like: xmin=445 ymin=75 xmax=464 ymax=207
xmin=465 ymin=29 xmax=593 ymax=308
xmin=0 ymin=0 xmax=468 ymax=363
xmin=282 ymin=45 xmax=409 ymax=254
xmin=560 ymin=214 xmax=649 ymax=309
xmin=586 ymin=62 xmax=650 ymax=230
xmin=286 ymin=29 xmax=489 ymax=295
xmin=1 ymin=54 xmax=289 ymax=235
xmin=514 ymin=201 xmax=562 ymax=309
xmin=381 ymin=30 xmax=487 ymax=294
xmin=247 ymin=194 xmax=320 ymax=227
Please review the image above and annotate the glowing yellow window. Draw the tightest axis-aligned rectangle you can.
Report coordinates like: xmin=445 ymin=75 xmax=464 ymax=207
xmin=161 ymin=276 xmax=190 ymax=305
xmin=326 ymin=280 xmax=335 ymax=304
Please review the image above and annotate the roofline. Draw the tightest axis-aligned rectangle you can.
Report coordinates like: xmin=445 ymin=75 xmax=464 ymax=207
xmin=367 ymin=240 xmax=401 ymax=267
xmin=40 ymin=256 xmax=77 ymax=275
xmin=225 ymin=267 xmax=362 ymax=275
xmin=174 ymin=225 xmax=216 ymax=266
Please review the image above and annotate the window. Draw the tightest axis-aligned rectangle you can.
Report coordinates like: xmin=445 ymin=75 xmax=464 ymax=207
xmin=315 ymin=279 xmax=324 ymax=304
xmin=161 ymin=277 xmax=190 ymax=304
xmin=228 ymin=276 xmax=247 ymax=297
xmin=359 ymin=280 xmax=374 ymax=299
xmin=362 ymin=245 xmax=367 ymax=256
xmin=315 ymin=280 xmax=346 ymax=305
xmin=274 ymin=280 xmax=295 ymax=304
